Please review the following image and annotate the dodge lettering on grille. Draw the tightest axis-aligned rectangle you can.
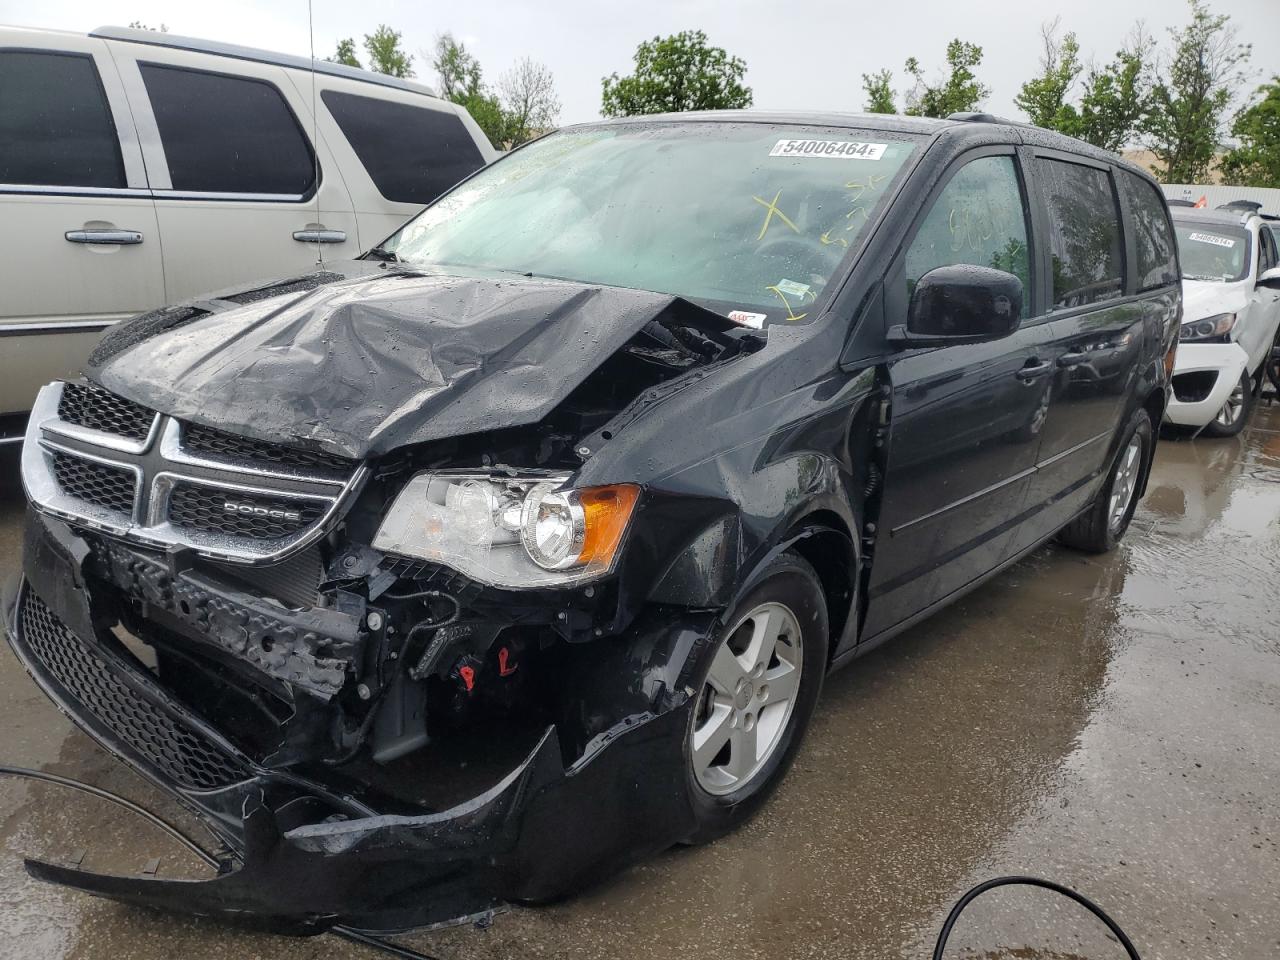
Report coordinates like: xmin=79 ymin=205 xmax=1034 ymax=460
xmin=223 ymin=501 xmax=303 ymax=523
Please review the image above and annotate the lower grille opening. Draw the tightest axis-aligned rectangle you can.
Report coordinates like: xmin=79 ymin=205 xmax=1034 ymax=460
xmin=19 ymin=590 xmax=249 ymax=791
xmin=168 ymin=484 xmax=321 ymax=539
xmin=51 ymin=451 xmax=137 ymax=515
xmin=1172 ymin=370 xmax=1220 ymax=404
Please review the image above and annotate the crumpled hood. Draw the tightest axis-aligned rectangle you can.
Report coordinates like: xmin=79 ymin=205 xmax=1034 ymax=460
xmin=91 ymin=267 xmax=734 ymax=459
xmin=1182 ymin=278 xmax=1249 ymax=323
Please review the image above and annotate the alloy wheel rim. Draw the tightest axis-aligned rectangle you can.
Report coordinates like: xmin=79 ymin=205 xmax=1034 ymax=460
xmin=1216 ymin=381 xmax=1246 ymax=427
xmin=690 ymin=601 xmax=803 ymax=796
xmin=1108 ymin=434 xmax=1143 ymax=533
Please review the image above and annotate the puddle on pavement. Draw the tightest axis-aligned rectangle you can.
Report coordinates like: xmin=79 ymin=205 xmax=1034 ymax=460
xmin=0 ymin=404 xmax=1276 ymax=959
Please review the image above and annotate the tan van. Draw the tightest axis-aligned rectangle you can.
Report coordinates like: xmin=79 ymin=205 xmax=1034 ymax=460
xmin=0 ymin=24 xmax=496 ymax=444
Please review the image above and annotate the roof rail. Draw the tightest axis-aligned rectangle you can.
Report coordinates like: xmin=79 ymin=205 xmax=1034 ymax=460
xmin=90 ymin=25 xmax=438 ymax=98
xmin=946 ymin=111 xmax=1016 ymax=124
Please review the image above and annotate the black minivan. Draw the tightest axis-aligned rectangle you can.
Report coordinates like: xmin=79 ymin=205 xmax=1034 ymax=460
xmin=4 ymin=111 xmax=1180 ymax=932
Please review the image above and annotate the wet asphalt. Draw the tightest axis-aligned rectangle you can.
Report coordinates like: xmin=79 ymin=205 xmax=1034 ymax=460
xmin=0 ymin=403 xmax=1278 ymax=960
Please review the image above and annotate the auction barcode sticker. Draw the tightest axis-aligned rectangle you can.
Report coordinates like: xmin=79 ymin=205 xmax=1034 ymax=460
xmin=770 ymin=139 xmax=887 ymax=160
xmin=1187 ymin=232 xmax=1236 ymax=248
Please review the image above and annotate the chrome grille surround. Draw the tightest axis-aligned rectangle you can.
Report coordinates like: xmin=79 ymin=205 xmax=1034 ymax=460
xmin=22 ymin=381 xmax=367 ymax=563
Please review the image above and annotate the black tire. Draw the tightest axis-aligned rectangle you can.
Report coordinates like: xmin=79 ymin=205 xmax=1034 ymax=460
xmin=1201 ymin=370 xmax=1254 ymax=438
xmin=1058 ymin=407 xmax=1153 ymax=554
xmin=681 ymin=551 xmax=828 ymax=845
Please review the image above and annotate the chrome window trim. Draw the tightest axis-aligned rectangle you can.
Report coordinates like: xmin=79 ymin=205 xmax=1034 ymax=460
xmin=22 ymin=381 xmax=369 ymax=565
xmin=0 ymin=184 xmax=153 ymax=197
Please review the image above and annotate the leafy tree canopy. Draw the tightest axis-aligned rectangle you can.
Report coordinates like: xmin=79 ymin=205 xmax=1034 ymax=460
xmin=903 ymin=40 xmax=990 ymax=118
xmin=601 ymin=30 xmax=752 ymax=117
xmin=1220 ymin=76 xmax=1280 ymax=187
xmin=363 ymin=24 xmax=414 ymax=79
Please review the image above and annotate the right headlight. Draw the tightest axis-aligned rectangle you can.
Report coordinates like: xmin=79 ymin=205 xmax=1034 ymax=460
xmin=1180 ymin=313 xmax=1237 ymax=342
xmin=371 ymin=471 xmax=640 ymax=588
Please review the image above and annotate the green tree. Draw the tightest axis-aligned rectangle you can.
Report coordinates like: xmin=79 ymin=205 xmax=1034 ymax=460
xmin=432 ymin=33 xmax=506 ymax=148
xmin=1015 ymin=19 xmax=1082 ymax=131
xmin=1074 ymin=29 xmax=1153 ymax=153
xmin=601 ymin=30 xmax=752 ymax=117
xmin=500 ymin=58 xmax=561 ymax=146
xmin=903 ymin=40 xmax=990 ymax=118
xmin=328 ymin=38 xmax=361 ymax=69
xmin=1143 ymin=0 xmax=1251 ymax=183
xmin=363 ymin=25 xmax=414 ymax=79
xmin=1220 ymin=77 xmax=1280 ymax=186
xmin=861 ymin=69 xmax=897 ymax=114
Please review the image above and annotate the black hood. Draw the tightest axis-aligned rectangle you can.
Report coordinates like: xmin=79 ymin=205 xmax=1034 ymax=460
xmin=91 ymin=265 xmax=737 ymax=459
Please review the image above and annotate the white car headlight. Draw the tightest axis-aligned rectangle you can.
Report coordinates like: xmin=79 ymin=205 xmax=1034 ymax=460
xmin=1180 ymin=312 xmax=1236 ymax=342
xmin=372 ymin=472 xmax=640 ymax=588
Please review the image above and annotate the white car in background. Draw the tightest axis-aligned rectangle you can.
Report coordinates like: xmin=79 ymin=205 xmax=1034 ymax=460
xmin=1165 ymin=207 xmax=1280 ymax=436
xmin=0 ymin=24 xmax=497 ymax=447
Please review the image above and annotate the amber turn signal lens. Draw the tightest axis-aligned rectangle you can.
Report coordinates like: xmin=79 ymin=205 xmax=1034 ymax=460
xmin=577 ymin=484 xmax=640 ymax=568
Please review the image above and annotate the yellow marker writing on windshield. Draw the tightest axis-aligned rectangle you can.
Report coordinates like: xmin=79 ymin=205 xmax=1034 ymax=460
xmin=766 ymin=284 xmax=809 ymax=321
xmin=753 ymin=190 xmax=801 ymax=241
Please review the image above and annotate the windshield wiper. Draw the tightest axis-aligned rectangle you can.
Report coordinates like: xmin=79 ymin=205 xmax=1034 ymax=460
xmin=363 ymin=246 xmax=400 ymax=263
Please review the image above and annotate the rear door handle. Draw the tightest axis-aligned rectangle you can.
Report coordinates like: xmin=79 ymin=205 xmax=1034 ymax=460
xmin=65 ymin=229 xmax=143 ymax=245
xmin=1057 ymin=351 xmax=1088 ymax=368
xmin=1016 ymin=359 xmax=1054 ymax=382
xmin=293 ymin=229 xmax=347 ymax=244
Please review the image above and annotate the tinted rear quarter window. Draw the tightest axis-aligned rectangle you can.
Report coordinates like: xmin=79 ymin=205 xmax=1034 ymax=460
xmin=1036 ymin=158 xmax=1124 ymax=309
xmin=322 ymin=90 xmax=485 ymax=205
xmin=0 ymin=50 xmax=124 ymax=188
xmin=140 ymin=64 xmax=314 ymax=195
xmin=1123 ymin=173 xmax=1178 ymax=291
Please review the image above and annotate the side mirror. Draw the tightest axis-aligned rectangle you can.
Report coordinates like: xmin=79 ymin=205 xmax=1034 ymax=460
xmin=1259 ymin=266 xmax=1280 ymax=289
xmin=889 ymin=264 xmax=1024 ymax=346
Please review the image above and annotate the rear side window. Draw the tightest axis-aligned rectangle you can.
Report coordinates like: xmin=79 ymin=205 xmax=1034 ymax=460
xmin=140 ymin=64 xmax=314 ymax=195
xmin=1037 ymin=159 xmax=1124 ymax=309
xmin=0 ymin=51 xmax=124 ymax=188
xmin=1123 ymin=173 xmax=1178 ymax=291
xmin=906 ymin=154 xmax=1031 ymax=298
xmin=322 ymin=90 xmax=485 ymax=205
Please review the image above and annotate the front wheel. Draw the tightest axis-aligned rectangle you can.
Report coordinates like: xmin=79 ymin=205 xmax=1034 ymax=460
xmin=1058 ymin=407 xmax=1153 ymax=554
xmin=681 ymin=551 xmax=828 ymax=845
xmin=1201 ymin=370 xmax=1254 ymax=438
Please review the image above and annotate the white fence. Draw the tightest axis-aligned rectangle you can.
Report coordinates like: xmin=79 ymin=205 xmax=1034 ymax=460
xmin=1162 ymin=183 xmax=1280 ymax=216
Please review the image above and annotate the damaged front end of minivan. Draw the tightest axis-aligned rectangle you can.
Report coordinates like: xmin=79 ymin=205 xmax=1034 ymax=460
xmin=2 ymin=264 xmax=804 ymax=933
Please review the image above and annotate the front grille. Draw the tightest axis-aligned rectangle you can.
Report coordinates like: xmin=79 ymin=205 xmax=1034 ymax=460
xmin=19 ymin=591 xmax=248 ymax=791
xmin=168 ymin=484 xmax=321 ymax=539
xmin=183 ymin=422 xmax=354 ymax=475
xmin=51 ymin=451 xmax=136 ymax=514
xmin=56 ymin=382 xmax=154 ymax=441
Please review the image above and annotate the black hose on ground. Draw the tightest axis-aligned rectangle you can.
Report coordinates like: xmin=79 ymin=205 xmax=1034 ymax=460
xmin=933 ymin=875 xmax=1141 ymax=960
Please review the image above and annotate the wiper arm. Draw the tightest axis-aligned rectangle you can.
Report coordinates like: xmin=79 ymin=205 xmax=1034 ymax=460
xmin=363 ymin=246 xmax=399 ymax=263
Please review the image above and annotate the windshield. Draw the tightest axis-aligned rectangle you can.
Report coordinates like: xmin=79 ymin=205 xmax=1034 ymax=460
xmin=382 ymin=123 xmax=920 ymax=324
xmin=1174 ymin=222 xmax=1251 ymax=282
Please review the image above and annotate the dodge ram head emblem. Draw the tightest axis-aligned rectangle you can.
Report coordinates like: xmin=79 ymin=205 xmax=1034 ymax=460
xmin=222 ymin=501 xmax=303 ymax=523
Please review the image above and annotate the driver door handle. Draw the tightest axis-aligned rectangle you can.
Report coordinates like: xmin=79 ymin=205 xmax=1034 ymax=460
xmin=293 ymin=229 xmax=346 ymax=244
xmin=1016 ymin=358 xmax=1054 ymax=382
xmin=65 ymin=228 xmax=143 ymax=245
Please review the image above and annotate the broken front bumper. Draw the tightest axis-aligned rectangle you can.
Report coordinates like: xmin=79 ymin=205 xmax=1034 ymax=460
xmin=2 ymin=510 xmax=705 ymax=934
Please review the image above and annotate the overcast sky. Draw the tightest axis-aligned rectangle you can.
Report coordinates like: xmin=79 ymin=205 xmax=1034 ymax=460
xmin=3 ymin=0 xmax=1277 ymax=127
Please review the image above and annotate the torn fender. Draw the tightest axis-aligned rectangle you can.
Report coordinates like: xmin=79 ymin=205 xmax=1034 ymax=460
xmin=90 ymin=264 xmax=739 ymax=459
